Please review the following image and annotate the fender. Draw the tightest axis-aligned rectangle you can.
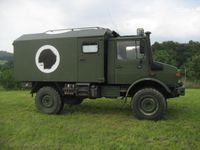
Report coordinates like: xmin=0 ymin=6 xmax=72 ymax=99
xmin=31 ymin=82 xmax=64 ymax=96
xmin=125 ymin=78 xmax=171 ymax=97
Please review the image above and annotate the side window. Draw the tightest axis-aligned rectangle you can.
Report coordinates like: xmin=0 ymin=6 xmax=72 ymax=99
xmin=117 ymin=40 xmax=144 ymax=60
xmin=82 ymin=43 xmax=98 ymax=53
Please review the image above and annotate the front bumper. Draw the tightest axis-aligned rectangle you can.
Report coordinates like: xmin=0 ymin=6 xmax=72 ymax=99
xmin=176 ymin=86 xmax=185 ymax=96
xmin=172 ymin=84 xmax=185 ymax=97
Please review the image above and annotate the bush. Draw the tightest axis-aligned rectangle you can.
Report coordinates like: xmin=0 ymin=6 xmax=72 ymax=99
xmin=0 ymin=69 xmax=19 ymax=89
xmin=0 ymin=61 xmax=20 ymax=89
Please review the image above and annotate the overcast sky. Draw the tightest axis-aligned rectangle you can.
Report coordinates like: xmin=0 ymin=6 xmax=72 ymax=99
xmin=1 ymin=0 xmax=200 ymax=52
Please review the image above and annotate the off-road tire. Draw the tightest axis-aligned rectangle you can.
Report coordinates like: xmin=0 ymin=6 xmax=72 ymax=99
xmin=35 ymin=86 xmax=64 ymax=114
xmin=131 ymin=88 xmax=167 ymax=120
xmin=64 ymin=96 xmax=83 ymax=105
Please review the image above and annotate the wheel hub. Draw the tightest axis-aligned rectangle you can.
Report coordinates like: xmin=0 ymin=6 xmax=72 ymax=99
xmin=41 ymin=95 xmax=54 ymax=108
xmin=139 ymin=96 xmax=158 ymax=116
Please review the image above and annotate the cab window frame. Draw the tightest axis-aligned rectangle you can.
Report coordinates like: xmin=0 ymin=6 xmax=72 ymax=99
xmin=116 ymin=39 xmax=144 ymax=61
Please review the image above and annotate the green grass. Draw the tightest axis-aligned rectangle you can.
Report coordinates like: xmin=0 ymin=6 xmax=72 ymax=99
xmin=0 ymin=90 xmax=200 ymax=150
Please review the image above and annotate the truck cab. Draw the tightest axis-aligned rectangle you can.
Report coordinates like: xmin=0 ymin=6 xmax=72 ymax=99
xmin=13 ymin=27 xmax=185 ymax=120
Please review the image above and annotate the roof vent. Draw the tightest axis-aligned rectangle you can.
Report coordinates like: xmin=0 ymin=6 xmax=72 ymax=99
xmin=45 ymin=30 xmax=70 ymax=35
xmin=45 ymin=27 xmax=104 ymax=34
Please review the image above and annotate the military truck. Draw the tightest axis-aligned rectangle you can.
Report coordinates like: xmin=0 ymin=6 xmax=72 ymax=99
xmin=13 ymin=27 xmax=184 ymax=120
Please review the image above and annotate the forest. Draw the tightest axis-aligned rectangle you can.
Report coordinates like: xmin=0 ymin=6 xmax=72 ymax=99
xmin=0 ymin=40 xmax=200 ymax=89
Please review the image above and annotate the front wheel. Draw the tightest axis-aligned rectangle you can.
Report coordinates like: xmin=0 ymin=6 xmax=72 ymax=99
xmin=131 ymin=88 xmax=167 ymax=120
xmin=35 ymin=86 xmax=64 ymax=114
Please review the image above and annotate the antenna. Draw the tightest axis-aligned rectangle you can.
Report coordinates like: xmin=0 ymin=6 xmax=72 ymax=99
xmin=106 ymin=7 xmax=119 ymax=33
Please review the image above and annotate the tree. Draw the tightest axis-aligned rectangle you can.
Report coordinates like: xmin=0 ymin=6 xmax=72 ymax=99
xmin=0 ymin=69 xmax=16 ymax=89
xmin=153 ymin=49 xmax=176 ymax=66
xmin=0 ymin=61 xmax=20 ymax=89
xmin=152 ymin=41 xmax=177 ymax=66
xmin=187 ymin=55 xmax=200 ymax=80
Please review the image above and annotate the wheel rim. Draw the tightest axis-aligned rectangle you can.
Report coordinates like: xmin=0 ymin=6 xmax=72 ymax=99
xmin=41 ymin=95 xmax=54 ymax=108
xmin=139 ymin=96 xmax=159 ymax=116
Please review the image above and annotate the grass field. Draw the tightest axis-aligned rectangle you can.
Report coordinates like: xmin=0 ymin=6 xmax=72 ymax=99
xmin=0 ymin=89 xmax=200 ymax=150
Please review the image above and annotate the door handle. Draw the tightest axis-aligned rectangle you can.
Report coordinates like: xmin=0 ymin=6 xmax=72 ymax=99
xmin=137 ymin=65 xmax=142 ymax=69
xmin=80 ymin=58 xmax=86 ymax=61
xmin=137 ymin=59 xmax=143 ymax=69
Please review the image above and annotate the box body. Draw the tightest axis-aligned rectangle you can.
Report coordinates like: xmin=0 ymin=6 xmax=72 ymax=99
xmin=14 ymin=29 xmax=109 ymax=82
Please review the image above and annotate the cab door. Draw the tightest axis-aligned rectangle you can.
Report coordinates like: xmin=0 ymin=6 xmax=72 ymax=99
xmin=78 ymin=38 xmax=104 ymax=82
xmin=115 ymin=39 xmax=148 ymax=84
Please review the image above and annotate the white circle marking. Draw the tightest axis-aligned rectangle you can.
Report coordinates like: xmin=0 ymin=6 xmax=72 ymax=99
xmin=35 ymin=45 xmax=60 ymax=73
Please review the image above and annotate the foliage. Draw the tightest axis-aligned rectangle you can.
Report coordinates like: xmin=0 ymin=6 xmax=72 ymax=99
xmin=0 ymin=69 xmax=15 ymax=89
xmin=0 ymin=90 xmax=200 ymax=149
xmin=0 ymin=61 xmax=20 ymax=89
xmin=0 ymin=60 xmax=7 ymax=65
xmin=0 ymin=50 xmax=13 ymax=61
xmin=152 ymin=41 xmax=200 ymax=81
xmin=153 ymin=49 xmax=176 ymax=65
xmin=187 ymin=54 xmax=200 ymax=80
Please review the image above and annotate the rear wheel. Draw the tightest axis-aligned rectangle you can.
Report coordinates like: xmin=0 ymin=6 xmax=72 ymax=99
xmin=64 ymin=96 xmax=83 ymax=105
xmin=35 ymin=86 xmax=64 ymax=114
xmin=131 ymin=88 xmax=167 ymax=120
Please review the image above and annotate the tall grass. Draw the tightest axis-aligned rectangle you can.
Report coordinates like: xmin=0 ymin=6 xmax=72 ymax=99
xmin=184 ymin=80 xmax=200 ymax=89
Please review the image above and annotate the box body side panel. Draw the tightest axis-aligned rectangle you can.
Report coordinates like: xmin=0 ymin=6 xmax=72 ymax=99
xmin=14 ymin=38 xmax=78 ymax=82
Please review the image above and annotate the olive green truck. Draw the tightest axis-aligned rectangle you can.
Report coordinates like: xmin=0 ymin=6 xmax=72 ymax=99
xmin=13 ymin=27 xmax=185 ymax=120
